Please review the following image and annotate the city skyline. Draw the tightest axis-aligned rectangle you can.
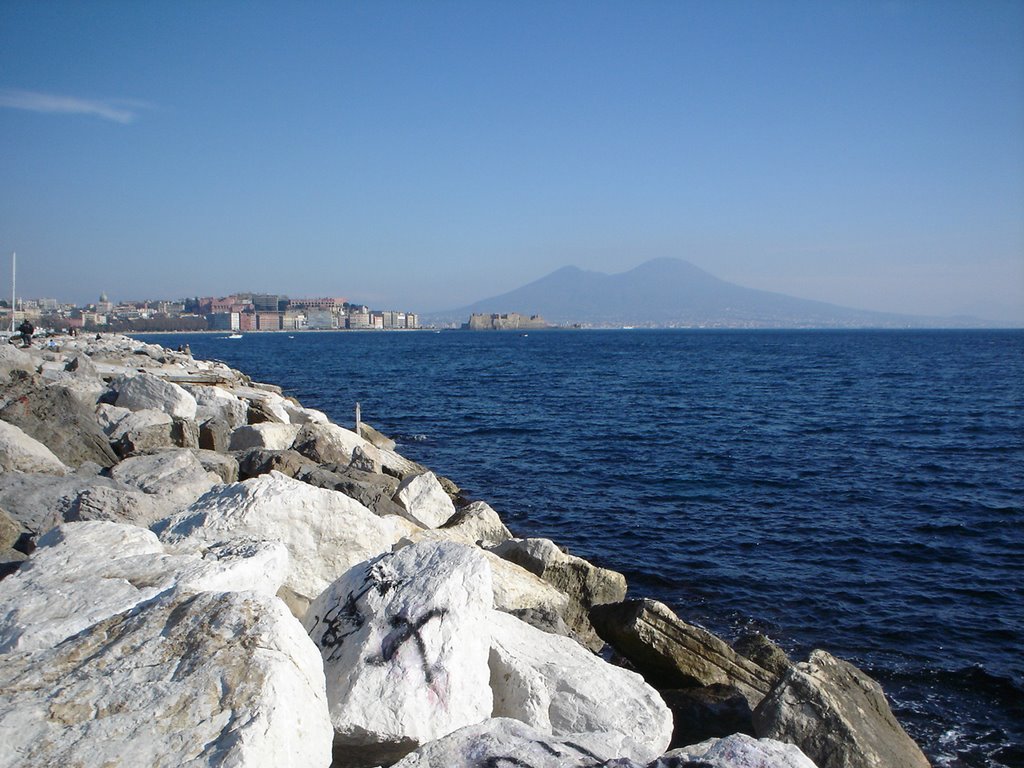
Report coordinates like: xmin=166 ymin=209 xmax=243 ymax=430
xmin=2 ymin=2 xmax=1022 ymax=323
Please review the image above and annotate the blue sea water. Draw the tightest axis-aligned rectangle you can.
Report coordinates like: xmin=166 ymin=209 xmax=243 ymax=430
xmin=142 ymin=329 xmax=1024 ymax=767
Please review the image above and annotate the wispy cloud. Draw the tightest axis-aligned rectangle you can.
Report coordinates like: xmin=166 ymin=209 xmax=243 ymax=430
xmin=0 ymin=88 xmax=153 ymax=124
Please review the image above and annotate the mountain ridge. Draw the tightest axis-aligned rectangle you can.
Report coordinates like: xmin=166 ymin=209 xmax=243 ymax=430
xmin=424 ymin=258 xmax=984 ymax=328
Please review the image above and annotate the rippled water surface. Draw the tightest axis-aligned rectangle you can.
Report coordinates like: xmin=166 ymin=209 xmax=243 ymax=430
xmin=145 ymin=329 xmax=1024 ymax=767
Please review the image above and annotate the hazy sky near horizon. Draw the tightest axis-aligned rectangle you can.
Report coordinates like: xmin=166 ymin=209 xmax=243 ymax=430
xmin=1 ymin=1 xmax=1022 ymax=321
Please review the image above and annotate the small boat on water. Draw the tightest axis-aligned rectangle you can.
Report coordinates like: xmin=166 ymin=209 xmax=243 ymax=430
xmin=225 ymin=333 xmax=243 ymax=339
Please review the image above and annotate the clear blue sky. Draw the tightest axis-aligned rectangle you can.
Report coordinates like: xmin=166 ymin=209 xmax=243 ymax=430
xmin=2 ymin=0 xmax=1022 ymax=322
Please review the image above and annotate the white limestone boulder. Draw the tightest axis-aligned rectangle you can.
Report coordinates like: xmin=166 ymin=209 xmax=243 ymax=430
xmin=395 ymin=533 xmax=572 ymax=633
xmin=303 ymin=540 xmax=494 ymax=764
xmin=112 ymin=371 xmax=197 ymax=420
xmin=283 ymin=400 xmax=329 ymax=424
xmin=441 ymin=500 xmax=513 ymax=547
xmin=0 ymin=419 xmax=68 ymax=476
xmin=0 ymin=521 xmax=287 ymax=654
xmin=0 ymin=589 xmax=333 ymax=768
xmin=0 ymin=343 xmax=36 ymax=378
xmin=229 ymin=422 xmax=301 ymax=451
xmin=667 ymin=733 xmax=820 ymax=768
xmin=390 ymin=717 xmax=653 ymax=767
xmin=110 ymin=448 xmax=221 ymax=515
xmin=186 ymin=384 xmax=249 ymax=429
xmin=393 ymin=471 xmax=457 ymax=529
xmin=488 ymin=610 xmax=673 ymax=764
xmin=158 ymin=471 xmax=413 ymax=616
xmin=106 ymin=407 xmax=173 ymax=440
xmin=95 ymin=403 xmax=133 ymax=434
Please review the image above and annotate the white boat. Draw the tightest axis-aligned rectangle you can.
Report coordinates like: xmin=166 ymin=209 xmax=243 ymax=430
xmin=226 ymin=333 xmax=243 ymax=339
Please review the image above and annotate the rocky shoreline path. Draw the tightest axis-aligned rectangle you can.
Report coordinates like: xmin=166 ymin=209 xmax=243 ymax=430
xmin=0 ymin=335 xmax=932 ymax=767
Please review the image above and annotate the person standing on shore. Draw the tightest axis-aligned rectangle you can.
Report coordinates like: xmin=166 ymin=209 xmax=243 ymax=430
xmin=17 ymin=319 xmax=33 ymax=348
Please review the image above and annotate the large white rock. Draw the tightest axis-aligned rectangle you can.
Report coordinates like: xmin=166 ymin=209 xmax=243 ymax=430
xmin=0 ymin=589 xmax=333 ymax=768
xmin=668 ymin=733 xmax=820 ymax=768
xmin=390 ymin=717 xmax=652 ymax=767
xmin=113 ymin=371 xmax=197 ymax=420
xmin=0 ymin=343 xmax=36 ymax=378
xmin=488 ymin=610 xmax=673 ymax=764
xmin=393 ymin=471 xmax=457 ymax=529
xmin=106 ymin=407 xmax=173 ymax=441
xmin=0 ymin=521 xmax=287 ymax=654
xmin=283 ymin=400 xmax=329 ymax=424
xmin=303 ymin=540 xmax=494 ymax=763
xmin=441 ymin=500 xmax=513 ymax=547
xmin=229 ymin=422 xmax=301 ymax=451
xmin=158 ymin=471 xmax=412 ymax=616
xmin=110 ymin=448 xmax=221 ymax=514
xmin=187 ymin=384 xmax=249 ymax=428
xmin=395 ymin=533 xmax=572 ymax=630
xmin=0 ymin=419 xmax=68 ymax=476
xmin=95 ymin=403 xmax=135 ymax=435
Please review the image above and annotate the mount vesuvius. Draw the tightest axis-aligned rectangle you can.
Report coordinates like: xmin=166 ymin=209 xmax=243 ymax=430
xmin=428 ymin=258 xmax=960 ymax=328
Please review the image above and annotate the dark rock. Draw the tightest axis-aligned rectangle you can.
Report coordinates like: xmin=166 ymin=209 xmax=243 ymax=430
xmin=0 ymin=384 xmax=118 ymax=468
xmin=0 ymin=548 xmax=27 ymax=580
xmin=236 ymin=448 xmax=317 ymax=480
xmin=0 ymin=506 xmax=21 ymax=551
xmin=198 ymin=417 xmax=231 ymax=452
xmin=505 ymin=605 xmax=574 ymax=639
xmin=348 ymin=444 xmax=382 ymax=474
xmin=290 ymin=464 xmax=347 ymax=490
xmin=753 ymin=649 xmax=931 ymax=768
xmin=170 ymin=418 xmax=200 ymax=449
xmin=661 ymin=684 xmax=755 ymax=749
xmin=113 ymin=422 xmax=174 ymax=458
xmin=295 ymin=464 xmax=405 ymax=517
xmin=64 ymin=354 xmax=99 ymax=378
xmin=192 ymin=449 xmax=238 ymax=484
xmin=733 ymin=632 xmax=792 ymax=681
xmin=490 ymin=536 xmax=627 ymax=652
xmin=378 ymin=447 xmax=430 ymax=481
xmin=358 ymin=421 xmax=396 ymax=451
xmin=291 ymin=423 xmax=357 ymax=465
xmin=246 ymin=398 xmax=285 ymax=424
xmin=589 ymin=599 xmax=776 ymax=707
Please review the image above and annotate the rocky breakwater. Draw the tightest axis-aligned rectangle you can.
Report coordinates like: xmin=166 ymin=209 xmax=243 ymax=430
xmin=0 ymin=335 xmax=930 ymax=768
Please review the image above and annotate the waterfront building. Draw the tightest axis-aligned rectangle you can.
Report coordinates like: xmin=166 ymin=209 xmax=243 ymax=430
xmin=282 ymin=311 xmax=306 ymax=331
xmin=305 ymin=309 xmax=336 ymax=329
xmin=207 ymin=312 xmax=240 ymax=331
xmin=466 ymin=312 xmax=549 ymax=330
xmin=238 ymin=312 xmax=257 ymax=332
xmin=256 ymin=311 xmax=281 ymax=331
xmin=347 ymin=311 xmax=372 ymax=329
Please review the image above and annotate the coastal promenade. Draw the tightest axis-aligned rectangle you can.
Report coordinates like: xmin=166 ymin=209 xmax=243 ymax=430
xmin=0 ymin=335 xmax=929 ymax=767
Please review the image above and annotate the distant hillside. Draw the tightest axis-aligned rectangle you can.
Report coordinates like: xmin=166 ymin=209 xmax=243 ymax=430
xmin=426 ymin=258 xmax=979 ymax=328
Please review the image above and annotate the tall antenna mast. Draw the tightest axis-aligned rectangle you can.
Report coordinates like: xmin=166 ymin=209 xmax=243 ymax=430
xmin=10 ymin=252 xmax=14 ymax=333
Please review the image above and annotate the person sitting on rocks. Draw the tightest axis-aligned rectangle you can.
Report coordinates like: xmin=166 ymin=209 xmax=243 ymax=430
xmin=17 ymin=319 xmax=33 ymax=348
